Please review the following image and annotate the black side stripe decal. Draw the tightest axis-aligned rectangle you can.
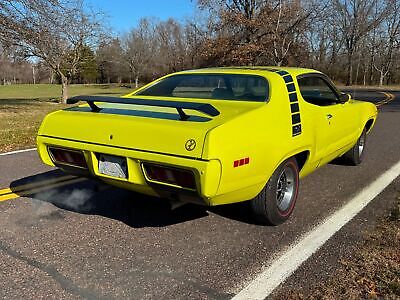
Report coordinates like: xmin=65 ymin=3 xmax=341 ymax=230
xmin=291 ymin=113 xmax=301 ymax=124
xmin=289 ymin=92 xmax=298 ymax=102
xmin=276 ymin=70 xmax=288 ymax=76
xmin=292 ymin=124 xmax=302 ymax=136
xmin=283 ymin=75 xmax=294 ymax=83
xmin=286 ymin=83 xmax=296 ymax=92
xmin=270 ymin=69 xmax=302 ymax=137
xmin=290 ymin=103 xmax=299 ymax=113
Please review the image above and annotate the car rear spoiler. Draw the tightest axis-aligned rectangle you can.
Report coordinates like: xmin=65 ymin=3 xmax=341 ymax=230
xmin=67 ymin=95 xmax=220 ymax=121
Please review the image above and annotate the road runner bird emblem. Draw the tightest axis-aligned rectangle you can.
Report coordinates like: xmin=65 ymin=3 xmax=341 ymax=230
xmin=185 ymin=139 xmax=196 ymax=151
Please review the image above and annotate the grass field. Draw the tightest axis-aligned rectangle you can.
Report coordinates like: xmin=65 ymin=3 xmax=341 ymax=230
xmin=0 ymin=83 xmax=133 ymax=100
xmin=0 ymin=84 xmax=134 ymax=152
xmin=287 ymin=198 xmax=400 ymax=299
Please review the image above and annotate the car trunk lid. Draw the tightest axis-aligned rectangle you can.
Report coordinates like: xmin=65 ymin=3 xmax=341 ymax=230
xmin=38 ymin=97 xmax=263 ymax=159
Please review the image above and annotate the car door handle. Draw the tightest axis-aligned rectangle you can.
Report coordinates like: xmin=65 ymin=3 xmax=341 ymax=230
xmin=326 ymin=114 xmax=333 ymax=120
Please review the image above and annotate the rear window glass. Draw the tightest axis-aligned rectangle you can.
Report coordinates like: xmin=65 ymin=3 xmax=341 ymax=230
xmin=136 ymin=74 xmax=269 ymax=102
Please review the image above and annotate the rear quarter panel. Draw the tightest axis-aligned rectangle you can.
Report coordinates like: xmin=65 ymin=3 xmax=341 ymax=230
xmin=203 ymin=73 xmax=313 ymax=205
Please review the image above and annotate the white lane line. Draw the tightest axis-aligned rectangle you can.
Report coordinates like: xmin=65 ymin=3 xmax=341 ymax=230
xmin=0 ymin=148 xmax=37 ymax=156
xmin=233 ymin=159 xmax=400 ymax=300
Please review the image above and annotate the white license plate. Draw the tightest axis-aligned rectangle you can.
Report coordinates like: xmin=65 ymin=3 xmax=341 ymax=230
xmin=98 ymin=154 xmax=127 ymax=179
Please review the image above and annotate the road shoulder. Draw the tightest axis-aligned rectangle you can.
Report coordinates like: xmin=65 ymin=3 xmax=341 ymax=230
xmin=271 ymin=177 xmax=400 ymax=299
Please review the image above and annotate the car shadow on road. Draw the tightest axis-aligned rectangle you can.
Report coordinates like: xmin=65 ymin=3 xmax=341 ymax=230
xmin=9 ymin=170 xmax=209 ymax=228
xmin=208 ymin=202 xmax=257 ymax=224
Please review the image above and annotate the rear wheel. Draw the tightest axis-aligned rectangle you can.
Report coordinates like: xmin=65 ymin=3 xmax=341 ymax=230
xmin=342 ymin=128 xmax=367 ymax=165
xmin=250 ymin=158 xmax=299 ymax=225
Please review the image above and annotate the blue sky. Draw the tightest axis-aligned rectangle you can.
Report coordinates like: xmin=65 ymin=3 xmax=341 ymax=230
xmin=87 ymin=0 xmax=197 ymax=34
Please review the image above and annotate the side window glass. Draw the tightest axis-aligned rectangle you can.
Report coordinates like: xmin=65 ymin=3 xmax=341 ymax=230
xmin=297 ymin=76 xmax=339 ymax=106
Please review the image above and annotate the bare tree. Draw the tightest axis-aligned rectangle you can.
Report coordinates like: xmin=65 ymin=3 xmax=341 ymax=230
xmin=96 ymin=38 xmax=128 ymax=84
xmin=124 ymin=18 xmax=157 ymax=87
xmin=156 ymin=19 xmax=194 ymax=73
xmin=2 ymin=0 xmax=400 ymax=87
xmin=0 ymin=43 xmax=33 ymax=84
xmin=330 ymin=0 xmax=388 ymax=85
xmin=371 ymin=0 xmax=400 ymax=85
xmin=270 ymin=0 xmax=317 ymax=66
xmin=196 ymin=0 xmax=314 ymax=66
xmin=0 ymin=0 xmax=103 ymax=102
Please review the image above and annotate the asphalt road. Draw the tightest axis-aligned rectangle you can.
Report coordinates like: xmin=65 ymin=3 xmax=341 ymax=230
xmin=0 ymin=89 xmax=399 ymax=299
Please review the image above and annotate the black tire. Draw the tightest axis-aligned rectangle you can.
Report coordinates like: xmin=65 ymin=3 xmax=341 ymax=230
xmin=342 ymin=128 xmax=367 ymax=166
xmin=250 ymin=158 xmax=299 ymax=225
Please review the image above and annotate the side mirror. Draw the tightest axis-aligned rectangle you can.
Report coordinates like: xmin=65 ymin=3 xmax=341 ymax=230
xmin=338 ymin=93 xmax=350 ymax=103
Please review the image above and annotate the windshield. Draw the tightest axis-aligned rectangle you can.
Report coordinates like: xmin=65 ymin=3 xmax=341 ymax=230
xmin=136 ymin=74 xmax=269 ymax=102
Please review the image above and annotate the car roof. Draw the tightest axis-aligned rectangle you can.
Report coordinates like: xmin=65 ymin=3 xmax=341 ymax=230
xmin=176 ymin=66 xmax=322 ymax=78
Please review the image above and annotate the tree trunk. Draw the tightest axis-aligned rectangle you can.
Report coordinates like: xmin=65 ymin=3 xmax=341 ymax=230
xmin=379 ymin=71 xmax=384 ymax=86
xmin=355 ymin=54 xmax=361 ymax=85
xmin=363 ymin=66 xmax=367 ymax=86
xmin=369 ymin=54 xmax=375 ymax=85
xmin=61 ymin=74 xmax=68 ymax=103
xmin=32 ymin=65 xmax=36 ymax=84
xmin=135 ymin=76 xmax=139 ymax=88
xmin=346 ymin=53 xmax=353 ymax=86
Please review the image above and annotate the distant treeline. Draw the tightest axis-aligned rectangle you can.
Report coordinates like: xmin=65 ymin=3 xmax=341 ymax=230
xmin=1 ymin=0 xmax=399 ymax=90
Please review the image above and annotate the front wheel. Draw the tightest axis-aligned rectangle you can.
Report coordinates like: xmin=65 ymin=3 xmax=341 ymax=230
xmin=250 ymin=158 xmax=299 ymax=225
xmin=342 ymin=128 xmax=367 ymax=165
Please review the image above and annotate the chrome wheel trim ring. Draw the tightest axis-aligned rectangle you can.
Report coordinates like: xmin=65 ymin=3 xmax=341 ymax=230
xmin=276 ymin=165 xmax=295 ymax=212
xmin=358 ymin=133 xmax=365 ymax=156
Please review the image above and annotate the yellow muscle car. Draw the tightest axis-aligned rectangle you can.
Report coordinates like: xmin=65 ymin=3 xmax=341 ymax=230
xmin=37 ymin=67 xmax=378 ymax=225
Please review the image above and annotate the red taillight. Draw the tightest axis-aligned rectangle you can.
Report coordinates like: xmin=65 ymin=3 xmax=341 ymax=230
xmin=143 ymin=164 xmax=196 ymax=190
xmin=48 ymin=147 xmax=87 ymax=168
